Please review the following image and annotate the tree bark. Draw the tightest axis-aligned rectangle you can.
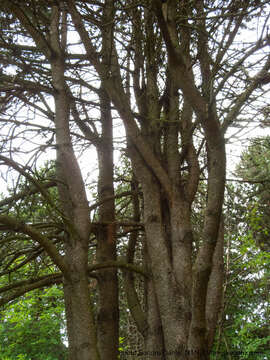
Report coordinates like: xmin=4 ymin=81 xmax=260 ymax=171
xmin=96 ymin=86 xmax=119 ymax=360
xmin=50 ymin=7 xmax=100 ymax=359
xmin=63 ymin=245 xmax=99 ymax=360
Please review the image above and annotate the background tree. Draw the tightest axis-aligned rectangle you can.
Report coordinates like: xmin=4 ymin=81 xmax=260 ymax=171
xmin=236 ymin=136 xmax=270 ymax=251
xmin=211 ymin=138 xmax=270 ymax=359
xmin=0 ymin=286 xmax=67 ymax=360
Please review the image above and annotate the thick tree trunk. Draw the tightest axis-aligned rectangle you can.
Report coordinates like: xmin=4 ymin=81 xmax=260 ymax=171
xmin=140 ymin=176 xmax=188 ymax=357
xmin=129 ymin=122 xmax=225 ymax=360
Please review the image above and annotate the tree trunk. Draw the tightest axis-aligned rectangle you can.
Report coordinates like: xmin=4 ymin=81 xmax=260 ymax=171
xmin=144 ymin=246 xmax=165 ymax=359
xmin=50 ymin=12 xmax=100 ymax=357
xmin=96 ymin=86 xmax=119 ymax=359
xmin=63 ymin=244 xmax=99 ymax=360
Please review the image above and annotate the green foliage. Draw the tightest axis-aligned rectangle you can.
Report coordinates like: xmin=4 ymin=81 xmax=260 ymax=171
xmin=0 ymin=286 xmax=67 ymax=360
xmin=6 ymin=160 xmax=60 ymax=223
xmin=236 ymin=136 xmax=270 ymax=251
xmin=212 ymin=228 xmax=270 ymax=359
xmin=118 ymin=336 xmax=129 ymax=353
xmin=0 ymin=161 xmax=67 ymax=359
xmin=211 ymin=139 xmax=270 ymax=359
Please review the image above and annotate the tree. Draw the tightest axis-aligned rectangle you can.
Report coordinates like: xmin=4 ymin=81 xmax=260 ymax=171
xmin=0 ymin=1 xmax=270 ymax=359
xmin=0 ymin=286 xmax=67 ymax=360
xmin=236 ymin=136 xmax=270 ymax=251
xmin=0 ymin=162 xmax=67 ymax=360
xmin=211 ymin=140 xmax=270 ymax=359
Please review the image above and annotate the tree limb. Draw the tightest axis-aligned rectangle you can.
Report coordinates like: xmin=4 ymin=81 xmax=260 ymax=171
xmin=0 ymin=215 xmax=69 ymax=276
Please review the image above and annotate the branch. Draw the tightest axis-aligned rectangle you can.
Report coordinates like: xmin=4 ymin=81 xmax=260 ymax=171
xmin=3 ymin=1 xmax=54 ymax=59
xmin=154 ymin=1 xmax=207 ymax=118
xmin=0 ymin=155 xmax=66 ymax=220
xmin=89 ymin=190 xmax=138 ymax=212
xmin=124 ymin=192 xmax=148 ymax=335
xmin=0 ymin=273 xmax=62 ymax=307
xmin=68 ymin=0 xmax=173 ymax=200
xmin=0 ymin=247 xmax=44 ymax=277
xmin=0 ymin=272 xmax=62 ymax=294
xmin=0 ymin=73 xmax=54 ymax=95
xmin=225 ymin=177 xmax=270 ymax=184
xmin=0 ymin=180 xmax=57 ymax=208
xmin=88 ymin=260 xmax=148 ymax=278
xmin=215 ymin=36 xmax=270 ymax=97
xmin=0 ymin=215 xmax=69 ymax=276
xmin=222 ymin=53 xmax=270 ymax=133
xmin=0 ymin=260 xmax=147 ymax=308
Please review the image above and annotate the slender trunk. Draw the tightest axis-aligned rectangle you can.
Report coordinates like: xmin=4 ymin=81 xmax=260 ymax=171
xmin=63 ymin=245 xmax=99 ymax=360
xmin=96 ymin=87 xmax=119 ymax=359
xmin=144 ymin=244 xmax=165 ymax=359
xmin=50 ymin=15 xmax=100 ymax=356
xmin=206 ymin=218 xmax=224 ymax=349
